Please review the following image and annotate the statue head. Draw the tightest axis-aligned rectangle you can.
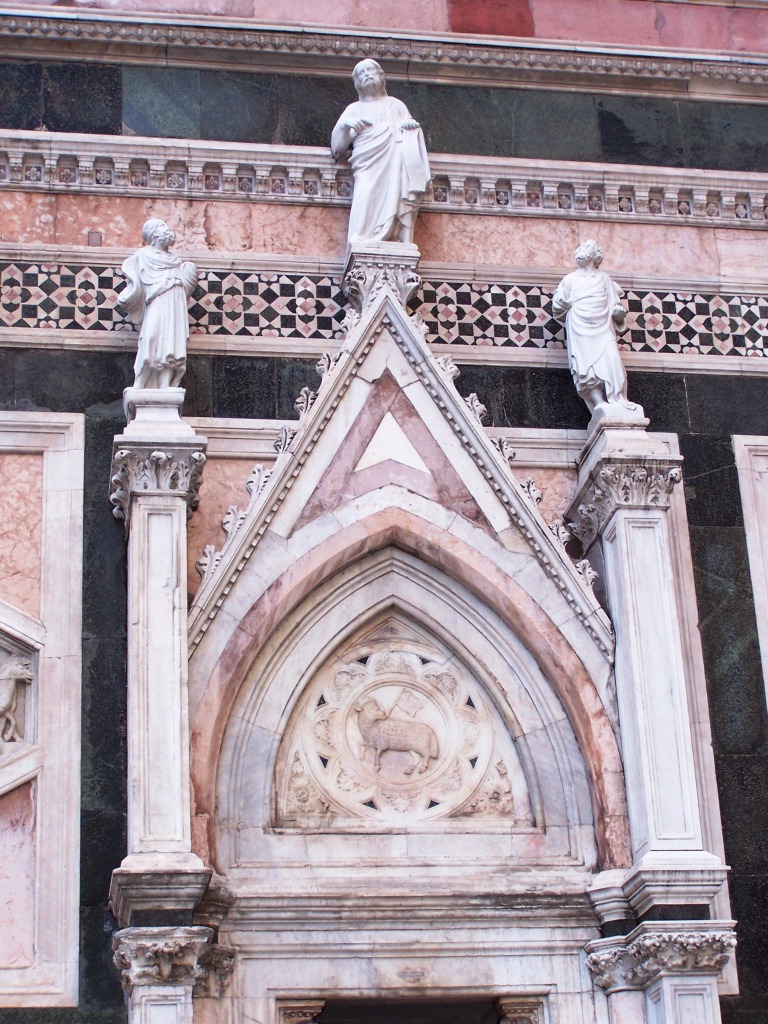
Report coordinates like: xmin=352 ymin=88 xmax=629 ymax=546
xmin=142 ymin=218 xmax=175 ymax=250
xmin=574 ymin=239 xmax=603 ymax=268
xmin=352 ymin=59 xmax=386 ymax=98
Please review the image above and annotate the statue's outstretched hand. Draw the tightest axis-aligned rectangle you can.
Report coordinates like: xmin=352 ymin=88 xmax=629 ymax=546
xmin=612 ymin=304 xmax=628 ymax=321
xmin=401 ymin=118 xmax=420 ymax=130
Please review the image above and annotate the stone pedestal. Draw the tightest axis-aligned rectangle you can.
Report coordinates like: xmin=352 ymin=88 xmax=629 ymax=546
xmin=109 ymin=390 xmax=210 ymax=926
xmin=568 ymin=422 xmax=726 ymax=918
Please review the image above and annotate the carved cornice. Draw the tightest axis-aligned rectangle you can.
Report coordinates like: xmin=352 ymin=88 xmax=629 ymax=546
xmin=570 ymin=459 xmax=682 ymax=548
xmin=2 ymin=130 xmax=767 ymax=229
xmin=586 ymin=928 xmax=736 ymax=994
xmin=112 ymin=926 xmax=213 ymax=991
xmin=109 ymin=444 xmax=207 ymax=529
xmin=2 ymin=10 xmax=768 ymax=103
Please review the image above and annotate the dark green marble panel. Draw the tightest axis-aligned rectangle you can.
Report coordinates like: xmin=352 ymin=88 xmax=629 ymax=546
xmin=43 ymin=64 xmax=122 ymax=136
xmin=0 ymin=62 xmax=43 ymax=131
xmin=123 ymin=66 xmax=200 ymax=140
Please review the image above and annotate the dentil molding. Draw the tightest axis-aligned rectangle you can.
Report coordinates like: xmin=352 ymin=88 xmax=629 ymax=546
xmin=586 ymin=927 xmax=737 ymax=994
xmin=3 ymin=9 xmax=768 ymax=103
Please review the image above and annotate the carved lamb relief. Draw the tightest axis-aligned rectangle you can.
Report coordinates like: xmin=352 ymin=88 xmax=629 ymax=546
xmin=275 ymin=646 xmax=534 ymax=828
xmin=0 ymin=650 xmax=33 ymax=743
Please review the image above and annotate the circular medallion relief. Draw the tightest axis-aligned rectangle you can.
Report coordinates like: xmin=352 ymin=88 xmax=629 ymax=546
xmin=275 ymin=644 xmax=533 ymax=828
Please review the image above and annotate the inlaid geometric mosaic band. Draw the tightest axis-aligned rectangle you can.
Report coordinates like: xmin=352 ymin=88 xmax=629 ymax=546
xmin=1 ymin=262 xmax=766 ymax=358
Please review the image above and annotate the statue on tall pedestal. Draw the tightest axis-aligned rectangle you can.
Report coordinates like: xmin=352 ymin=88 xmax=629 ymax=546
xmin=331 ymin=59 xmax=431 ymax=249
xmin=120 ymin=219 xmax=198 ymax=390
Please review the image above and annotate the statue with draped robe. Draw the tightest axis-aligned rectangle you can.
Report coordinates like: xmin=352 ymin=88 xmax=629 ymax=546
xmin=120 ymin=219 xmax=198 ymax=390
xmin=331 ymin=59 xmax=431 ymax=249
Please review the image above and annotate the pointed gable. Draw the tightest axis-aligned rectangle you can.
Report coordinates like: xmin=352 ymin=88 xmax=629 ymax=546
xmin=189 ymin=250 xmax=613 ymax=663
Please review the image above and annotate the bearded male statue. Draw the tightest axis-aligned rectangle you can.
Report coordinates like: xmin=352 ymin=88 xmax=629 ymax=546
xmin=331 ymin=59 xmax=431 ymax=249
xmin=120 ymin=219 xmax=198 ymax=390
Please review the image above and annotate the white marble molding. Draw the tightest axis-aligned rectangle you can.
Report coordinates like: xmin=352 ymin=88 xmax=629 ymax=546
xmin=2 ymin=130 xmax=766 ymax=228
xmin=0 ymin=412 xmax=84 ymax=1006
xmin=733 ymin=438 xmax=768 ymax=711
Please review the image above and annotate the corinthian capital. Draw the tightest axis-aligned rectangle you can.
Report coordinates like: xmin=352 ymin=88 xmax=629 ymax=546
xmin=109 ymin=442 xmax=207 ymax=529
xmin=570 ymin=458 xmax=682 ymax=549
xmin=112 ymin=926 xmax=213 ymax=991
xmin=342 ymin=244 xmax=421 ymax=313
xmin=586 ymin=927 xmax=736 ymax=994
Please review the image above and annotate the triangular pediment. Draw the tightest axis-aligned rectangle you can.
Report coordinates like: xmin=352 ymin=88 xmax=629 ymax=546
xmin=189 ymin=274 xmax=613 ymax=659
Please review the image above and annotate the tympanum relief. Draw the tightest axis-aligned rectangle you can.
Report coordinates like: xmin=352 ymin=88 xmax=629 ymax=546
xmin=275 ymin=647 xmax=534 ymax=828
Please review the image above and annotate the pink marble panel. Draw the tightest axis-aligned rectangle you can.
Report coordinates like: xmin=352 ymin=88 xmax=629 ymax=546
xmin=416 ymin=213 xmax=724 ymax=281
xmin=729 ymin=9 xmax=768 ymax=53
xmin=250 ymin=204 xmax=347 ymax=259
xmin=0 ymin=193 xmax=57 ymax=246
xmin=0 ymin=454 xmax=43 ymax=618
xmin=530 ymin=0 xmax=658 ymax=47
xmin=188 ymin=457 xmax=275 ymax=601
xmin=0 ymin=782 xmax=36 ymax=968
xmin=521 ymin=467 xmax=578 ymax=525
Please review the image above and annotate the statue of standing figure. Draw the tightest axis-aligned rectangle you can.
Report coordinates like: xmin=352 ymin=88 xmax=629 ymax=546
xmin=120 ymin=219 xmax=198 ymax=390
xmin=552 ymin=240 xmax=644 ymax=421
xmin=331 ymin=59 xmax=431 ymax=249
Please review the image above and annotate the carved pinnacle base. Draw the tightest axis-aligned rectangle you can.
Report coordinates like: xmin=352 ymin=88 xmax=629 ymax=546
xmin=343 ymin=242 xmax=421 ymax=313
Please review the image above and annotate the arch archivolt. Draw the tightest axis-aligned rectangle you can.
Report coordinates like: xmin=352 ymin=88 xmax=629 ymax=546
xmin=189 ymin=502 xmax=630 ymax=876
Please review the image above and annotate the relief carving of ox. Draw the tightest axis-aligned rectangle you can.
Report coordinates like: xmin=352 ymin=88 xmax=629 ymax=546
xmin=354 ymin=698 xmax=439 ymax=775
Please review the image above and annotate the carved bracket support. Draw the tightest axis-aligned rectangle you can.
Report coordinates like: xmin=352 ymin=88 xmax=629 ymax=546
xmin=112 ymin=926 xmax=214 ymax=992
xmin=495 ymin=996 xmax=546 ymax=1024
xmin=277 ymin=1000 xmax=326 ymax=1024
xmin=109 ymin=443 xmax=207 ymax=531
xmin=569 ymin=458 xmax=682 ymax=551
xmin=193 ymin=942 xmax=237 ymax=998
xmin=586 ymin=927 xmax=736 ymax=995
xmin=342 ymin=245 xmax=422 ymax=313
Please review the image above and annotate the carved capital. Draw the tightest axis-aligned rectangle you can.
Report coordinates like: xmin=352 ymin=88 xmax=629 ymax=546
xmin=496 ymin=997 xmax=545 ymax=1023
xmin=277 ymin=1000 xmax=326 ymax=1024
xmin=194 ymin=942 xmax=237 ymax=997
xmin=112 ymin=926 xmax=213 ymax=991
xmin=343 ymin=246 xmax=421 ymax=313
xmin=586 ymin=928 xmax=736 ymax=994
xmin=109 ymin=443 xmax=207 ymax=530
xmin=570 ymin=459 xmax=682 ymax=549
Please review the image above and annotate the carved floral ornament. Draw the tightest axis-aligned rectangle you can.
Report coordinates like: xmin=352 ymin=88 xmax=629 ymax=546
xmin=569 ymin=459 xmax=682 ymax=549
xmin=109 ymin=444 xmax=207 ymax=528
xmin=275 ymin=645 xmax=534 ymax=828
xmin=111 ymin=927 xmax=237 ymax=993
xmin=586 ymin=930 xmax=736 ymax=994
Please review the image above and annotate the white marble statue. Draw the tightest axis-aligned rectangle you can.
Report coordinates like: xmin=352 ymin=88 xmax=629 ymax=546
xmin=120 ymin=219 xmax=198 ymax=389
xmin=552 ymin=240 xmax=643 ymax=418
xmin=331 ymin=58 xmax=431 ymax=248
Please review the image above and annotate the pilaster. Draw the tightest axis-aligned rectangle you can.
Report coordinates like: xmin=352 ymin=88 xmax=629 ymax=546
xmin=568 ymin=423 xmax=727 ymax=918
xmin=109 ymin=389 xmax=210 ymax=926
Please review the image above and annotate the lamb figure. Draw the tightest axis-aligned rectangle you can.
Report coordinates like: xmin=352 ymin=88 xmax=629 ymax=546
xmin=354 ymin=698 xmax=439 ymax=775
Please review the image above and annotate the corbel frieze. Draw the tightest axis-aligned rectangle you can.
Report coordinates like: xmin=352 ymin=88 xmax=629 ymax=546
xmin=586 ymin=928 xmax=736 ymax=994
xmin=112 ymin=926 xmax=214 ymax=991
xmin=109 ymin=444 xmax=207 ymax=528
xmin=569 ymin=459 xmax=682 ymax=550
